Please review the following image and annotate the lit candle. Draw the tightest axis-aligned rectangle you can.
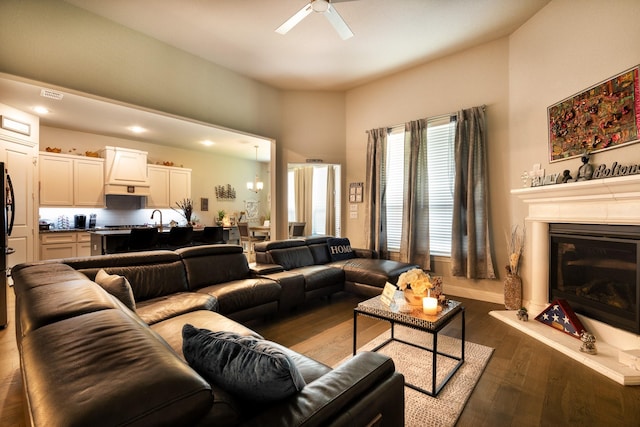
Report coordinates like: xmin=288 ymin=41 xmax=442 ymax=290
xmin=423 ymin=296 xmax=438 ymax=315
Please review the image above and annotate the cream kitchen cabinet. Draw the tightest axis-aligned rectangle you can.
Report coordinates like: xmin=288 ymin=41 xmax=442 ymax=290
xmin=147 ymin=164 xmax=191 ymax=208
xmin=40 ymin=153 xmax=105 ymax=207
xmin=40 ymin=232 xmax=91 ymax=260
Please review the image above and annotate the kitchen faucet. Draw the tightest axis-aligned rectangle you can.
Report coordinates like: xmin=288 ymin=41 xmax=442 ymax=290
xmin=151 ymin=209 xmax=163 ymax=229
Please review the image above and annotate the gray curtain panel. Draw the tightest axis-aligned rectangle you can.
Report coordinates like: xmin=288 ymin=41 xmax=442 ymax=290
xmin=293 ymin=166 xmax=313 ymax=231
xmin=451 ymin=106 xmax=496 ymax=279
xmin=400 ymin=119 xmax=431 ymax=270
xmin=365 ymin=128 xmax=389 ymax=258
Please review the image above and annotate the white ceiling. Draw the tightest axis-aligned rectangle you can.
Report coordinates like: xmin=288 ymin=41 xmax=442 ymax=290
xmin=64 ymin=0 xmax=550 ymax=91
xmin=2 ymin=0 xmax=550 ymax=160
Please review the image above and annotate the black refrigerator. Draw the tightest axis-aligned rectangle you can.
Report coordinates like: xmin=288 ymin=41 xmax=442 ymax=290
xmin=1 ymin=162 xmax=15 ymax=329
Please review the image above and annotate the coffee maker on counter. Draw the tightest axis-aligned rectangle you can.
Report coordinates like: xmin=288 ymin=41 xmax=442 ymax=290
xmin=74 ymin=214 xmax=86 ymax=229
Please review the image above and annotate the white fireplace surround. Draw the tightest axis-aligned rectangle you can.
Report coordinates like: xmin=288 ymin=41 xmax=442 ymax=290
xmin=492 ymin=174 xmax=640 ymax=385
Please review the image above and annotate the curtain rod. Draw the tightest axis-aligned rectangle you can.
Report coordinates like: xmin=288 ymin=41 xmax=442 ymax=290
xmin=364 ymin=105 xmax=485 ymax=134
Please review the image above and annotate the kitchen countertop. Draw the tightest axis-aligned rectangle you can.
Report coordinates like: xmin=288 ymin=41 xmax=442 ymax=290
xmin=40 ymin=228 xmax=98 ymax=233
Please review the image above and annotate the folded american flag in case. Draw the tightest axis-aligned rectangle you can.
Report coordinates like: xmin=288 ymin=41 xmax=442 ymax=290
xmin=535 ymin=299 xmax=586 ymax=339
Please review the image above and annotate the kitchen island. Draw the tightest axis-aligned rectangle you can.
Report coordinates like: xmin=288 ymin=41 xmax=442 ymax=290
xmin=89 ymin=226 xmax=240 ymax=255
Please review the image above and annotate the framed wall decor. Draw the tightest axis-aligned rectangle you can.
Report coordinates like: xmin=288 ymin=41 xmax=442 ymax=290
xmin=548 ymin=65 xmax=640 ymax=162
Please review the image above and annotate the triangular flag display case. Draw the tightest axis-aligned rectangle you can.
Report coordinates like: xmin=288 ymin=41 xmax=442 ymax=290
xmin=535 ymin=299 xmax=586 ymax=339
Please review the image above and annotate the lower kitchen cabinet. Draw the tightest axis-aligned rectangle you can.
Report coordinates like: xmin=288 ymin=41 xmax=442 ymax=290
xmin=40 ymin=231 xmax=91 ymax=260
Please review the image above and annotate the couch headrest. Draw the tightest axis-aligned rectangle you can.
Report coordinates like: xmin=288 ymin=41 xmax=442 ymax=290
xmin=63 ymin=250 xmax=180 ymax=270
xmin=303 ymin=236 xmax=332 ymax=245
xmin=254 ymin=239 xmax=305 ymax=252
xmin=176 ymin=244 xmax=243 ymax=258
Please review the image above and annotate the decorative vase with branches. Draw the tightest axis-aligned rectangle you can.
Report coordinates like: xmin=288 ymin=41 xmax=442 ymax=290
xmin=504 ymin=225 xmax=525 ymax=310
xmin=173 ymin=198 xmax=194 ymax=226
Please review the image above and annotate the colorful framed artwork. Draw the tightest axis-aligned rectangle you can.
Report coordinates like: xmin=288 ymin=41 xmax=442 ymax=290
xmin=548 ymin=66 xmax=640 ymax=162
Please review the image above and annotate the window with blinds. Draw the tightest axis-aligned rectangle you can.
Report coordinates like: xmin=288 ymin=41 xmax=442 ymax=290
xmin=385 ymin=116 xmax=456 ymax=255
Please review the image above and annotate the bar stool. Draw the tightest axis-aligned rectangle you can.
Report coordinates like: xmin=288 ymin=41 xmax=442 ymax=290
xmin=166 ymin=226 xmax=193 ymax=249
xmin=199 ymin=226 xmax=225 ymax=244
xmin=127 ymin=227 xmax=159 ymax=251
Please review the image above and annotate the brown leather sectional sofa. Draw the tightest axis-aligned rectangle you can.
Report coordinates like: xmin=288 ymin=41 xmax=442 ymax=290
xmin=12 ymin=239 xmax=414 ymax=426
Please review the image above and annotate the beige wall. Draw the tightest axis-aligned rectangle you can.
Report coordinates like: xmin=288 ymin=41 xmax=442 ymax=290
xmin=278 ymin=91 xmax=346 ymax=235
xmin=508 ymin=0 xmax=640 ymax=303
xmin=345 ymin=38 xmax=511 ymax=302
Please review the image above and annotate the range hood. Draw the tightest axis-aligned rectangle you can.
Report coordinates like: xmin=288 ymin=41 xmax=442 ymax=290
xmin=101 ymin=146 xmax=151 ymax=196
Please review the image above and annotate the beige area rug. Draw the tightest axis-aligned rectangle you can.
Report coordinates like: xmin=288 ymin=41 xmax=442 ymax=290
xmin=337 ymin=326 xmax=493 ymax=427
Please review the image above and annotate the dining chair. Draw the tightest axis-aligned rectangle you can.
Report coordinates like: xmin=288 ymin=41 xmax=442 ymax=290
xmin=238 ymin=222 xmax=266 ymax=254
xmin=288 ymin=222 xmax=306 ymax=238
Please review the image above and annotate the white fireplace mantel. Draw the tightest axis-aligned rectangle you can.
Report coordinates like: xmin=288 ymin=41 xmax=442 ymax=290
xmin=511 ymin=174 xmax=640 ymax=225
xmin=489 ymin=174 xmax=640 ymax=385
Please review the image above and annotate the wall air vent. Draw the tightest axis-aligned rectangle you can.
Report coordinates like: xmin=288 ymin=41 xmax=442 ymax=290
xmin=40 ymin=89 xmax=64 ymax=100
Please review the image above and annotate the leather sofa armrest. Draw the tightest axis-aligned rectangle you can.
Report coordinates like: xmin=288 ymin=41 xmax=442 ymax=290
xmin=240 ymin=352 xmax=404 ymax=426
xmin=250 ymin=263 xmax=284 ymax=275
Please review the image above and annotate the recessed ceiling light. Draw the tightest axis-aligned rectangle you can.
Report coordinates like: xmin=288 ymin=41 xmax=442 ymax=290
xmin=128 ymin=126 xmax=146 ymax=134
xmin=33 ymin=106 xmax=49 ymax=114
xmin=201 ymin=140 xmax=215 ymax=146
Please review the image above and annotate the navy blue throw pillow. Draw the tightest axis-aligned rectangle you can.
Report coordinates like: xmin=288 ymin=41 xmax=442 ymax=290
xmin=327 ymin=237 xmax=356 ymax=261
xmin=182 ymin=325 xmax=306 ymax=402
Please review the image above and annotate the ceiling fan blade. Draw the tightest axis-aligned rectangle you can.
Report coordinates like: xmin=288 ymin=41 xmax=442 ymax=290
xmin=275 ymin=3 xmax=313 ymax=35
xmin=324 ymin=4 xmax=354 ymax=40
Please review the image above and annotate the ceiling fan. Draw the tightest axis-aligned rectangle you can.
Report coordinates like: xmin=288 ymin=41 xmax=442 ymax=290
xmin=276 ymin=0 xmax=356 ymax=40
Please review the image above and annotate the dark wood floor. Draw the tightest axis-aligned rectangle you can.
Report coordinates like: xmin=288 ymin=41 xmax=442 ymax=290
xmin=2 ymin=287 xmax=640 ymax=426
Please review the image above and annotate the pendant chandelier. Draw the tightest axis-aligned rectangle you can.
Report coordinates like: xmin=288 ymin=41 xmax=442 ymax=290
xmin=247 ymin=145 xmax=264 ymax=193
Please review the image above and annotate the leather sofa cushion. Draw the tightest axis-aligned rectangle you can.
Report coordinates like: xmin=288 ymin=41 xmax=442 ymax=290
xmin=12 ymin=262 xmax=91 ymax=290
xmin=66 ymin=251 xmax=190 ymax=302
xmin=307 ymin=243 xmax=332 ymax=264
xmin=79 ymin=261 xmax=189 ymax=302
xmin=270 ymin=246 xmax=315 ymax=270
xmin=293 ymin=265 xmax=345 ymax=292
xmin=95 ymin=269 xmax=136 ymax=311
xmin=197 ymin=278 xmax=281 ymax=314
xmin=330 ymin=258 xmax=420 ymax=288
xmin=177 ymin=245 xmax=254 ymax=290
xmin=13 ymin=265 xmax=120 ymax=337
xmin=136 ymin=292 xmax=218 ymax=325
xmin=183 ymin=326 xmax=306 ymax=402
xmin=20 ymin=309 xmax=213 ymax=427
xmin=150 ymin=310 xmax=262 ymax=358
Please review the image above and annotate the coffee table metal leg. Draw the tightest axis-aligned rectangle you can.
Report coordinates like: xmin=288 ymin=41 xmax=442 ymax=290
xmin=353 ymin=311 xmax=357 ymax=355
xmin=432 ymin=332 xmax=438 ymax=395
xmin=461 ymin=308 xmax=466 ymax=361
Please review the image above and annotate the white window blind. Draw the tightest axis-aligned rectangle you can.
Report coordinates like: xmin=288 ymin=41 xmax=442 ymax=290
xmin=385 ymin=127 xmax=405 ymax=251
xmin=385 ymin=116 xmax=456 ymax=256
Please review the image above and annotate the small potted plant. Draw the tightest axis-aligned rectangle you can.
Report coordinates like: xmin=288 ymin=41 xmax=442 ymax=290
xmin=217 ymin=209 xmax=226 ymax=226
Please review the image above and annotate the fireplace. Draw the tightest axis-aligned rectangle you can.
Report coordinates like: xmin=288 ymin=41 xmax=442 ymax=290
xmin=549 ymin=223 xmax=640 ymax=334
xmin=500 ymin=175 xmax=640 ymax=385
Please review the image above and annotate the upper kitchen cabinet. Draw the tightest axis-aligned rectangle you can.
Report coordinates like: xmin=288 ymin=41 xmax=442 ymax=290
xmin=101 ymin=146 xmax=150 ymax=196
xmin=147 ymin=164 xmax=191 ymax=208
xmin=40 ymin=152 xmax=105 ymax=207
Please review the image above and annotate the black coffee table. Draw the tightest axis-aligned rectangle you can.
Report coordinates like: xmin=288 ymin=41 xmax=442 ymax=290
xmin=353 ymin=295 xmax=465 ymax=396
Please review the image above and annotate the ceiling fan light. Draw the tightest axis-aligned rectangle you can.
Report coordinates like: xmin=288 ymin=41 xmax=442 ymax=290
xmin=312 ymin=0 xmax=329 ymax=13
